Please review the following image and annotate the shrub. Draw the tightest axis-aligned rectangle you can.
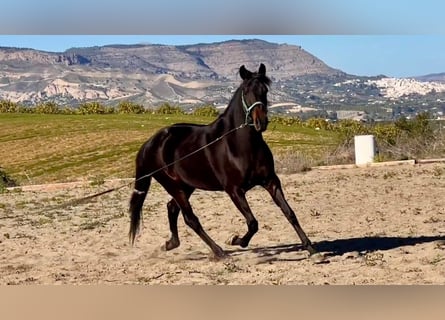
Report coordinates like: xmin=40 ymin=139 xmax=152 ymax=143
xmin=192 ymin=105 xmax=219 ymax=117
xmin=0 ymin=100 xmax=19 ymax=113
xmin=60 ymin=107 xmax=77 ymax=115
xmin=269 ymin=116 xmax=303 ymax=126
xmin=323 ymin=113 xmax=441 ymax=163
xmin=34 ymin=102 xmax=61 ymax=114
xmin=333 ymin=119 xmax=370 ymax=144
xmin=372 ymin=123 xmax=401 ymax=146
xmin=17 ymin=105 xmax=34 ymax=113
xmin=373 ymin=113 xmax=436 ymax=160
xmin=77 ymin=102 xmax=113 ymax=114
xmin=305 ymin=118 xmax=333 ymax=130
xmin=155 ymin=103 xmax=184 ymax=115
xmin=395 ymin=112 xmax=433 ymax=138
xmin=117 ymin=101 xmax=145 ymax=114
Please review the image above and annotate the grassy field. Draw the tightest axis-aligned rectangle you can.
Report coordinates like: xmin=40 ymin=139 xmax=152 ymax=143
xmin=0 ymin=113 xmax=340 ymax=185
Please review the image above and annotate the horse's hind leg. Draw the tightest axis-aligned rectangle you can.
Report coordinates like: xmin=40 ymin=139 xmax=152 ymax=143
xmin=163 ymin=187 xmax=194 ymax=251
xmin=226 ymin=187 xmax=258 ymax=248
xmin=163 ymin=199 xmax=181 ymax=251
xmin=172 ymin=190 xmax=225 ymax=258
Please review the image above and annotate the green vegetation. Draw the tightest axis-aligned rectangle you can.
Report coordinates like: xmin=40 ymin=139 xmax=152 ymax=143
xmin=192 ymin=105 xmax=220 ymax=117
xmin=0 ymin=100 xmax=19 ymax=113
xmin=1 ymin=100 xmax=443 ymax=186
xmin=293 ymin=112 xmax=445 ymax=164
xmin=0 ymin=111 xmax=338 ymax=185
xmin=77 ymin=102 xmax=115 ymax=115
xmin=117 ymin=101 xmax=146 ymax=114
xmin=155 ymin=102 xmax=185 ymax=115
xmin=0 ymin=112 xmax=213 ymax=184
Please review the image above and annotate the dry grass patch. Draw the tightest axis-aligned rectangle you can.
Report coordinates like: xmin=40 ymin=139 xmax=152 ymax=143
xmin=1 ymin=113 xmax=339 ymax=184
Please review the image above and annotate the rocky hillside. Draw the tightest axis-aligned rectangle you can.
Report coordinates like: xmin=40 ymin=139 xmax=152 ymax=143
xmin=180 ymin=39 xmax=338 ymax=81
xmin=0 ymin=39 xmax=341 ymax=106
xmin=1 ymin=39 xmax=445 ymax=121
xmin=415 ymin=72 xmax=445 ymax=83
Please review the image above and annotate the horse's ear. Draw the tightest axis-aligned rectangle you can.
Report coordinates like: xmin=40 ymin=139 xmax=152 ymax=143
xmin=259 ymin=63 xmax=266 ymax=76
xmin=239 ymin=65 xmax=252 ymax=80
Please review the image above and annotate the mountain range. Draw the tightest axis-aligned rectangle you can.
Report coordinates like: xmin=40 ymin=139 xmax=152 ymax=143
xmin=414 ymin=72 xmax=445 ymax=83
xmin=1 ymin=39 xmax=444 ymax=120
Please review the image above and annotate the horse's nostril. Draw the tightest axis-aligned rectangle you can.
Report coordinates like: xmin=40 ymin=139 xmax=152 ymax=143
xmin=255 ymin=118 xmax=262 ymax=131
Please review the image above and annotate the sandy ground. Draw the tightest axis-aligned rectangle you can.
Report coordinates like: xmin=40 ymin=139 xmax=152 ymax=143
xmin=1 ymin=162 xmax=445 ymax=285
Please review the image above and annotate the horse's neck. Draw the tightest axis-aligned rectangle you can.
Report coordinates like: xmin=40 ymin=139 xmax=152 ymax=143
xmin=227 ymin=95 xmax=264 ymax=142
xmin=211 ymin=88 xmax=263 ymax=143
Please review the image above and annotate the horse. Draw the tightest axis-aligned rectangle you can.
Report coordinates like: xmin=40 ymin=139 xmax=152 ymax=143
xmin=129 ymin=63 xmax=317 ymax=259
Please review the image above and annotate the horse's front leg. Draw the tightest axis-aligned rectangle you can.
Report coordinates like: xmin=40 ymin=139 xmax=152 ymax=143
xmin=226 ymin=187 xmax=258 ymax=248
xmin=264 ymin=175 xmax=317 ymax=255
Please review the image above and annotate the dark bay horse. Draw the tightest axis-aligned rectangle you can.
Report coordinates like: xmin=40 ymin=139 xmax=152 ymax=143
xmin=129 ymin=63 xmax=317 ymax=258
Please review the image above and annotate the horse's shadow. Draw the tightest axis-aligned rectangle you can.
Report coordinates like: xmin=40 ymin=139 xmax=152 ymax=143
xmin=315 ymin=235 xmax=445 ymax=257
xmin=226 ymin=235 xmax=445 ymax=261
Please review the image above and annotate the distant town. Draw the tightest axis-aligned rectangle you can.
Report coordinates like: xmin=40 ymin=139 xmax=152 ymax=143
xmin=268 ymin=75 xmax=445 ymax=123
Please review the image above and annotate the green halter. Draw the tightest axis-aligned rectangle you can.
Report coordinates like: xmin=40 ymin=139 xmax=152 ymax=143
xmin=241 ymin=91 xmax=264 ymax=126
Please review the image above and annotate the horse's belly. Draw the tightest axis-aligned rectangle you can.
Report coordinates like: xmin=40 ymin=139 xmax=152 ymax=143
xmin=175 ymin=163 xmax=224 ymax=191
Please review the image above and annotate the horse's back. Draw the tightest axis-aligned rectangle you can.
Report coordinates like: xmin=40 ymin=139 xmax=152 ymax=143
xmin=136 ymin=118 xmax=276 ymax=191
xmin=136 ymin=122 xmax=224 ymax=189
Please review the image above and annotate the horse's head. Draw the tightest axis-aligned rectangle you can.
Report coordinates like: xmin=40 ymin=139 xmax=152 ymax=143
xmin=239 ymin=63 xmax=271 ymax=132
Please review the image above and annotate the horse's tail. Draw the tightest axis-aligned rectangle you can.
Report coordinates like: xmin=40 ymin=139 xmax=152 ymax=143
xmin=129 ymin=159 xmax=153 ymax=245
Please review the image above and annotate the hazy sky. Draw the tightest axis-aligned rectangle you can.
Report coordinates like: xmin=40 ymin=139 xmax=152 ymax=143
xmin=1 ymin=1 xmax=445 ymax=78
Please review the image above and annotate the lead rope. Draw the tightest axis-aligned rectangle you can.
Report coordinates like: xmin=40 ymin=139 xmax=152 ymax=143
xmin=131 ymin=122 xmax=247 ymax=189
xmin=44 ymin=92 xmax=264 ymax=211
xmin=43 ymin=122 xmax=248 ymax=211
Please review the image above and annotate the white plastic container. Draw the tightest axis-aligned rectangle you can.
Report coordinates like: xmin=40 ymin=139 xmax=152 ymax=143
xmin=354 ymin=135 xmax=376 ymax=165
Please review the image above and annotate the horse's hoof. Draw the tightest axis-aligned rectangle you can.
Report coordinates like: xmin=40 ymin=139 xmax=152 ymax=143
xmin=209 ymin=245 xmax=228 ymax=261
xmin=225 ymin=233 xmax=240 ymax=246
xmin=310 ymin=252 xmax=329 ymax=264
xmin=211 ymin=251 xmax=228 ymax=261
xmin=162 ymin=239 xmax=180 ymax=251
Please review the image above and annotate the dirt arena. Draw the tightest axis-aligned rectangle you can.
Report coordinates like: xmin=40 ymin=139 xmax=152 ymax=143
xmin=1 ymin=162 xmax=445 ymax=284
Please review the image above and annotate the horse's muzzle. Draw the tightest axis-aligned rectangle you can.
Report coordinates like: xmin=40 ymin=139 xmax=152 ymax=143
xmin=254 ymin=117 xmax=268 ymax=132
